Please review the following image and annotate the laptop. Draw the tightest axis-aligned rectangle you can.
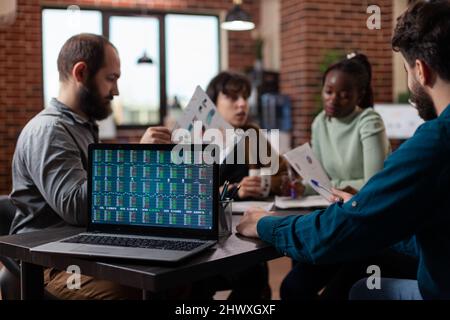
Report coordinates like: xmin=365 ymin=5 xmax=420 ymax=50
xmin=31 ymin=144 xmax=219 ymax=263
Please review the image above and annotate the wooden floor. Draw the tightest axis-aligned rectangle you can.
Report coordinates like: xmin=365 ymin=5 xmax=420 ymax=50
xmin=268 ymin=257 xmax=292 ymax=300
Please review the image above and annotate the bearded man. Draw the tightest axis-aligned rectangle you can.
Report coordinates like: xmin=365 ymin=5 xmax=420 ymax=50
xmin=8 ymin=34 xmax=171 ymax=299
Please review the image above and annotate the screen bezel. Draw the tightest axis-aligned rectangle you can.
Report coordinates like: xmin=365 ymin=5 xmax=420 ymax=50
xmin=87 ymin=143 xmax=219 ymax=240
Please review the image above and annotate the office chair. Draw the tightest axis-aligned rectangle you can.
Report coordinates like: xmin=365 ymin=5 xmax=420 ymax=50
xmin=0 ymin=195 xmax=20 ymax=299
xmin=0 ymin=196 xmax=60 ymax=300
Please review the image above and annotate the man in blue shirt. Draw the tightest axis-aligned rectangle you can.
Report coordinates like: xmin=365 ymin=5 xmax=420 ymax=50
xmin=237 ymin=0 xmax=450 ymax=300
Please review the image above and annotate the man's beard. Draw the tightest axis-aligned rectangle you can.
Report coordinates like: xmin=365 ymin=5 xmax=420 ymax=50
xmin=79 ymin=80 xmax=113 ymax=121
xmin=410 ymin=80 xmax=438 ymax=121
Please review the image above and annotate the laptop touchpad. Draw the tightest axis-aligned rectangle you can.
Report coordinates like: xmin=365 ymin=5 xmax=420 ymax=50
xmin=74 ymin=245 xmax=148 ymax=257
xmin=73 ymin=245 xmax=113 ymax=254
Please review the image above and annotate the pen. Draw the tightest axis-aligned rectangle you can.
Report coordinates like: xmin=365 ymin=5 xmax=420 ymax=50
xmin=287 ymin=165 xmax=297 ymax=199
xmin=220 ymin=181 xmax=230 ymax=201
xmin=228 ymin=184 xmax=241 ymax=200
xmin=310 ymin=179 xmax=343 ymax=203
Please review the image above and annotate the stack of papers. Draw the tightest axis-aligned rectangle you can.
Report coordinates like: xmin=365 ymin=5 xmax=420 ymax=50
xmin=275 ymin=196 xmax=330 ymax=209
xmin=231 ymin=201 xmax=275 ymax=214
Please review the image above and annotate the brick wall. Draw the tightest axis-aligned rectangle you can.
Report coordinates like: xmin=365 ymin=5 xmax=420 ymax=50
xmin=0 ymin=0 xmax=259 ymax=195
xmin=280 ymin=0 xmax=394 ymax=146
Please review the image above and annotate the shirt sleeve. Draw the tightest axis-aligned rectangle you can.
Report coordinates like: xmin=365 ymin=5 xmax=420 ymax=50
xmin=332 ymin=112 xmax=390 ymax=191
xmin=257 ymin=121 xmax=447 ymax=264
xmin=24 ymin=123 xmax=88 ymax=226
xmin=359 ymin=111 xmax=391 ymax=181
xmin=391 ymin=236 xmax=419 ymax=258
xmin=311 ymin=115 xmax=323 ymax=167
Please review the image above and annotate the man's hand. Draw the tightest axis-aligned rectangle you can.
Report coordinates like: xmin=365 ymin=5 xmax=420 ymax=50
xmin=140 ymin=127 xmax=172 ymax=144
xmin=238 ymin=176 xmax=263 ymax=199
xmin=236 ymin=207 xmax=272 ymax=238
xmin=330 ymin=188 xmax=355 ymax=203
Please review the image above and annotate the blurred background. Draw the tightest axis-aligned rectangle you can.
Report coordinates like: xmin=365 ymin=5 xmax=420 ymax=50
xmin=0 ymin=0 xmax=416 ymax=201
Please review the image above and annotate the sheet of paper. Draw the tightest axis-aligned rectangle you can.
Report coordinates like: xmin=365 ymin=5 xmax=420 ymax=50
xmin=283 ymin=143 xmax=332 ymax=200
xmin=275 ymin=195 xmax=330 ymax=209
xmin=173 ymin=86 xmax=240 ymax=161
xmin=232 ymin=201 xmax=275 ymax=213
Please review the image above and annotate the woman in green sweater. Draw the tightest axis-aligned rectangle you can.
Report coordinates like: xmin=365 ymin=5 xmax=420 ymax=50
xmin=282 ymin=53 xmax=395 ymax=300
xmin=307 ymin=53 xmax=390 ymax=194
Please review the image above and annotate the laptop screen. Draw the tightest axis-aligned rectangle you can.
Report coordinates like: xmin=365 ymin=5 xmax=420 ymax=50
xmin=89 ymin=146 xmax=216 ymax=231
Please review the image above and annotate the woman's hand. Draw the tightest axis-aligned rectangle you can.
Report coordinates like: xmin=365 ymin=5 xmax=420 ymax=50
xmin=330 ymin=188 xmax=355 ymax=203
xmin=238 ymin=176 xmax=263 ymax=199
xmin=288 ymin=179 xmax=305 ymax=198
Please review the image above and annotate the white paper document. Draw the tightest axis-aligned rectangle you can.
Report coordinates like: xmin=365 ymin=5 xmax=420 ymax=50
xmin=173 ymin=86 xmax=240 ymax=161
xmin=232 ymin=201 xmax=275 ymax=214
xmin=283 ymin=143 xmax=333 ymax=200
xmin=275 ymin=195 xmax=330 ymax=209
xmin=174 ymin=86 xmax=232 ymax=134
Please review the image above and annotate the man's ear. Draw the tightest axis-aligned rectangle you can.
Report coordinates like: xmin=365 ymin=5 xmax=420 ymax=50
xmin=72 ymin=62 xmax=88 ymax=84
xmin=415 ymin=59 xmax=435 ymax=87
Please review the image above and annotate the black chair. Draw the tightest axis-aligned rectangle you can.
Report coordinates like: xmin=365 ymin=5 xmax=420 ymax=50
xmin=0 ymin=195 xmax=20 ymax=299
xmin=0 ymin=196 xmax=60 ymax=300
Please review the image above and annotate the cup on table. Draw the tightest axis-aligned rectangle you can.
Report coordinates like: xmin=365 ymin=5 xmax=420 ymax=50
xmin=218 ymin=198 xmax=233 ymax=237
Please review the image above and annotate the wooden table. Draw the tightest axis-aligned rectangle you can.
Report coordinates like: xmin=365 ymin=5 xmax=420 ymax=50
xmin=0 ymin=215 xmax=299 ymax=299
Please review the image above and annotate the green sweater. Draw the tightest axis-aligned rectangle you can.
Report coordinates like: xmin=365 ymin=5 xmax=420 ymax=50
xmin=306 ymin=107 xmax=390 ymax=193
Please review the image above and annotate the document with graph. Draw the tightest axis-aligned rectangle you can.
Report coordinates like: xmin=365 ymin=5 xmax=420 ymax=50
xmin=283 ymin=143 xmax=333 ymax=200
xmin=173 ymin=86 xmax=240 ymax=161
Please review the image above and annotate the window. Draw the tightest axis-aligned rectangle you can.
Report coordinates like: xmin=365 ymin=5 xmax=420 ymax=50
xmin=42 ymin=8 xmax=220 ymax=127
xmin=42 ymin=9 xmax=102 ymax=107
xmin=109 ymin=16 xmax=160 ymax=125
xmin=165 ymin=14 xmax=220 ymax=108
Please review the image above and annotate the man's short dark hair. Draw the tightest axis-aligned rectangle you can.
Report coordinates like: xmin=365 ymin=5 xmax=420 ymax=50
xmin=206 ymin=71 xmax=251 ymax=104
xmin=392 ymin=0 xmax=450 ymax=82
xmin=57 ymin=33 xmax=116 ymax=82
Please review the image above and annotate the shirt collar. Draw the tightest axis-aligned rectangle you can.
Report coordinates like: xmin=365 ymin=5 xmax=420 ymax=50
xmin=50 ymin=98 xmax=98 ymax=127
xmin=439 ymin=103 xmax=450 ymax=119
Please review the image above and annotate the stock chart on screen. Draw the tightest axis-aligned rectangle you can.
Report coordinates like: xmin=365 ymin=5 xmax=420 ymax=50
xmin=91 ymin=149 xmax=214 ymax=230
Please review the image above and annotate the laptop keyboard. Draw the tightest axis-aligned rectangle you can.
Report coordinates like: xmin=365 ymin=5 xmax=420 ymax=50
xmin=62 ymin=234 xmax=206 ymax=251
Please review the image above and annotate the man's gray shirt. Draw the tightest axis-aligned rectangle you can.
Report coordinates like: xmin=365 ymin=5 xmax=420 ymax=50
xmin=9 ymin=98 xmax=99 ymax=234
